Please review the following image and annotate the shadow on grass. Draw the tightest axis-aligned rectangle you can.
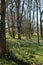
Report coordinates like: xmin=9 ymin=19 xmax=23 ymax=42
xmin=6 ymin=53 xmax=31 ymax=65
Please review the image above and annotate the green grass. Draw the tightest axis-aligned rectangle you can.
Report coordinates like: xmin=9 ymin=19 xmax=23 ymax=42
xmin=0 ymin=57 xmax=17 ymax=65
xmin=6 ymin=36 xmax=43 ymax=64
xmin=0 ymin=33 xmax=42 ymax=65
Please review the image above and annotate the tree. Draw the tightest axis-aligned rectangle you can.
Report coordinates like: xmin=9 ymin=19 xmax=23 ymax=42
xmin=40 ymin=11 xmax=43 ymax=39
xmin=0 ymin=0 xmax=6 ymax=55
xmin=38 ymin=0 xmax=42 ymax=38
xmin=14 ymin=0 xmax=25 ymax=39
xmin=28 ymin=0 xmax=32 ymax=39
xmin=10 ymin=0 xmax=15 ymax=38
xmin=35 ymin=0 xmax=40 ymax=44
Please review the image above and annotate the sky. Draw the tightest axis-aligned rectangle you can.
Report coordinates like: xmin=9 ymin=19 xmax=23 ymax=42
xmin=41 ymin=0 xmax=43 ymax=11
xmin=0 ymin=0 xmax=43 ymax=24
xmin=24 ymin=0 xmax=43 ymax=25
xmin=33 ymin=0 xmax=43 ymax=25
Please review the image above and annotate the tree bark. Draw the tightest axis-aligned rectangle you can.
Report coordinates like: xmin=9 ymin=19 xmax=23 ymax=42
xmin=36 ymin=0 xmax=40 ymax=44
xmin=1 ymin=0 xmax=6 ymax=55
xmin=16 ymin=0 xmax=21 ymax=40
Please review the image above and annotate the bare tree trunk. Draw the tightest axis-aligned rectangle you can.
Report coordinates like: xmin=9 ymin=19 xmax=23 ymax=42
xmin=40 ymin=17 xmax=42 ymax=38
xmin=36 ymin=0 xmax=40 ymax=44
xmin=7 ymin=12 xmax=12 ymax=37
xmin=17 ymin=8 xmax=21 ymax=40
xmin=1 ymin=0 xmax=6 ymax=55
xmin=39 ymin=0 xmax=42 ymax=38
xmin=29 ymin=11 xmax=31 ymax=39
xmin=40 ymin=11 xmax=43 ymax=39
xmin=16 ymin=0 xmax=21 ymax=40
xmin=28 ymin=0 xmax=32 ymax=39
xmin=10 ymin=9 xmax=15 ymax=38
xmin=0 ymin=1 xmax=1 ymax=55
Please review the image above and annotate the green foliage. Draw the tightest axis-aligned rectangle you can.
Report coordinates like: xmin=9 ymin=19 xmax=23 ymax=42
xmin=0 ymin=36 xmax=43 ymax=64
xmin=0 ymin=57 xmax=17 ymax=65
xmin=6 ymin=37 xmax=43 ymax=65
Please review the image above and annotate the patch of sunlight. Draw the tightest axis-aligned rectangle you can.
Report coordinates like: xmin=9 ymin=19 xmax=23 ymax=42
xmin=35 ymin=55 xmax=43 ymax=64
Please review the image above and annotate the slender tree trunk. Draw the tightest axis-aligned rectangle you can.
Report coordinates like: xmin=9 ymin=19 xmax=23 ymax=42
xmin=17 ymin=8 xmax=21 ymax=40
xmin=7 ymin=12 xmax=12 ymax=37
xmin=10 ymin=9 xmax=15 ymax=38
xmin=1 ymin=0 xmax=6 ymax=55
xmin=29 ymin=11 xmax=31 ymax=39
xmin=39 ymin=0 xmax=42 ymax=38
xmin=40 ymin=11 xmax=43 ymax=39
xmin=16 ymin=1 xmax=21 ymax=40
xmin=36 ymin=0 xmax=40 ymax=44
xmin=40 ymin=17 xmax=42 ymax=38
xmin=0 ymin=1 xmax=1 ymax=55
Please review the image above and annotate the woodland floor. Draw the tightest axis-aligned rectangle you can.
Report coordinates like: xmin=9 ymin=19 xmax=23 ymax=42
xmin=0 ymin=33 xmax=43 ymax=65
